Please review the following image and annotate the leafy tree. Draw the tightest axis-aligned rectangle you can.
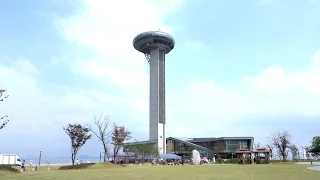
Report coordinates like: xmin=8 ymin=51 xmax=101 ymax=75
xmin=289 ymin=144 xmax=299 ymax=160
xmin=178 ymin=146 xmax=186 ymax=154
xmin=87 ymin=115 xmax=112 ymax=162
xmin=0 ymin=89 xmax=9 ymax=130
xmin=187 ymin=146 xmax=195 ymax=151
xmin=111 ymin=123 xmax=131 ymax=163
xmin=136 ymin=143 xmax=159 ymax=162
xmin=308 ymin=136 xmax=320 ymax=158
xmin=63 ymin=123 xmax=92 ymax=165
xmin=269 ymin=130 xmax=292 ymax=161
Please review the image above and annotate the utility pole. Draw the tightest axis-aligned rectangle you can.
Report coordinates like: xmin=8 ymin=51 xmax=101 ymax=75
xmin=38 ymin=150 xmax=42 ymax=166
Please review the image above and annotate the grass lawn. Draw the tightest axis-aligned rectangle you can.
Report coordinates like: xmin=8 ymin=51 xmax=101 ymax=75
xmin=0 ymin=164 xmax=319 ymax=180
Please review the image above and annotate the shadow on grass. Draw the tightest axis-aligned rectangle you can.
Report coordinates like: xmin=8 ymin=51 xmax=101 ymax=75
xmin=59 ymin=163 xmax=127 ymax=170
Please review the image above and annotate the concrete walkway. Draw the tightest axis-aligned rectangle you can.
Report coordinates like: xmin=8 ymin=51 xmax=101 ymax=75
xmin=295 ymin=162 xmax=320 ymax=165
xmin=296 ymin=162 xmax=320 ymax=171
xmin=307 ymin=166 xmax=320 ymax=171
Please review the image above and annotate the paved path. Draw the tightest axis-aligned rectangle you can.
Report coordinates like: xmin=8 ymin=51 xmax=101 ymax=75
xmin=307 ymin=166 xmax=320 ymax=171
xmin=296 ymin=162 xmax=320 ymax=171
xmin=295 ymin=162 xmax=320 ymax=165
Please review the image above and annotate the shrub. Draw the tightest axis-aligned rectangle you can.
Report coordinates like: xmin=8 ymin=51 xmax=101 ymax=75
xmin=224 ymin=158 xmax=237 ymax=164
xmin=216 ymin=158 xmax=224 ymax=164
xmin=58 ymin=163 xmax=95 ymax=170
xmin=0 ymin=165 xmax=19 ymax=173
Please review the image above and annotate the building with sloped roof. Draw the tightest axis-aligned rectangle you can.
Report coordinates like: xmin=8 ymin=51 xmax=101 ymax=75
xmin=124 ymin=136 xmax=254 ymax=160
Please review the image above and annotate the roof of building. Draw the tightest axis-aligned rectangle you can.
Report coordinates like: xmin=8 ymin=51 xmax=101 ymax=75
xmin=185 ymin=137 xmax=254 ymax=143
xmin=167 ymin=137 xmax=214 ymax=153
xmin=123 ymin=140 xmax=157 ymax=146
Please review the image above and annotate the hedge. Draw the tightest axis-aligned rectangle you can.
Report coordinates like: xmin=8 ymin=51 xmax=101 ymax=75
xmin=0 ymin=165 xmax=19 ymax=173
xmin=58 ymin=163 xmax=96 ymax=170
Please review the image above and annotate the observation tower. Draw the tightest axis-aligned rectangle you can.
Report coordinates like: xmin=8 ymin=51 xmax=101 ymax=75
xmin=133 ymin=31 xmax=175 ymax=154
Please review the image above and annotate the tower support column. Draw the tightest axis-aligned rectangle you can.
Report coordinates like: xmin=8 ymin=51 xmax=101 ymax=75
xmin=149 ymin=48 xmax=166 ymax=154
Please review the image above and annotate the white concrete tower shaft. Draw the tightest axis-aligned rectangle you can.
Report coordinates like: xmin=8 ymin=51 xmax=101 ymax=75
xmin=133 ymin=31 xmax=174 ymax=155
xmin=149 ymin=48 xmax=166 ymax=154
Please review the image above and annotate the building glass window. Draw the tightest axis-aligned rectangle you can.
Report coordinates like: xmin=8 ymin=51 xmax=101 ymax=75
xmin=226 ymin=140 xmax=248 ymax=151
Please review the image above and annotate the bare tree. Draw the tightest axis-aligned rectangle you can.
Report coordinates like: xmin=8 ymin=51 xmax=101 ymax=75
xmin=289 ymin=144 xmax=299 ymax=160
xmin=266 ymin=144 xmax=274 ymax=160
xmin=63 ymin=123 xmax=92 ymax=165
xmin=254 ymin=143 xmax=261 ymax=149
xmin=0 ymin=89 xmax=9 ymax=130
xmin=111 ymin=123 xmax=131 ymax=163
xmin=87 ymin=115 xmax=112 ymax=163
xmin=269 ymin=130 xmax=292 ymax=162
xmin=105 ymin=146 xmax=112 ymax=161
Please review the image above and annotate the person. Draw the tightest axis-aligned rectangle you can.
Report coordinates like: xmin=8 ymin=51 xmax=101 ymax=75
xmin=21 ymin=160 xmax=26 ymax=172
xmin=181 ymin=159 xmax=184 ymax=166
xmin=76 ymin=159 xmax=79 ymax=164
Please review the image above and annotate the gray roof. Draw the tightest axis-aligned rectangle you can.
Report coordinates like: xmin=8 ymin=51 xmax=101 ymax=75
xmin=133 ymin=31 xmax=175 ymax=54
xmin=183 ymin=137 xmax=254 ymax=143
xmin=123 ymin=140 xmax=157 ymax=146
xmin=167 ymin=137 xmax=214 ymax=153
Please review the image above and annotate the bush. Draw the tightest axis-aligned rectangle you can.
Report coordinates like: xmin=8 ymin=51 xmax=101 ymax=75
xmin=224 ymin=158 xmax=237 ymax=164
xmin=216 ymin=158 xmax=224 ymax=164
xmin=58 ymin=163 xmax=95 ymax=170
xmin=0 ymin=165 xmax=19 ymax=173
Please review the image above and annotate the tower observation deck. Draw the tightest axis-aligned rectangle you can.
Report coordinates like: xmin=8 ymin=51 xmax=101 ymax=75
xmin=133 ymin=31 xmax=175 ymax=154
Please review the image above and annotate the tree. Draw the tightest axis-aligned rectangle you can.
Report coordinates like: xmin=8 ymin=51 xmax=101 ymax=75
xmin=269 ymin=130 xmax=292 ymax=161
xmin=63 ymin=123 xmax=92 ymax=165
xmin=254 ymin=143 xmax=261 ymax=149
xmin=0 ymin=89 xmax=9 ymax=130
xmin=289 ymin=144 xmax=299 ymax=160
xmin=87 ymin=115 xmax=112 ymax=163
xmin=111 ymin=123 xmax=131 ymax=163
xmin=308 ymin=136 xmax=320 ymax=159
xmin=304 ymin=146 xmax=314 ymax=164
xmin=135 ymin=143 xmax=159 ymax=162
xmin=266 ymin=144 xmax=274 ymax=160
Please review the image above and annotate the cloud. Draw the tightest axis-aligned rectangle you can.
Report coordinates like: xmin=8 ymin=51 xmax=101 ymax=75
xmin=0 ymin=0 xmax=185 ymax=155
xmin=166 ymin=50 xmax=320 ymax=140
xmin=173 ymin=50 xmax=320 ymax=115
xmin=1 ymin=0 xmax=319 ymax=157
xmin=53 ymin=0 xmax=185 ymax=98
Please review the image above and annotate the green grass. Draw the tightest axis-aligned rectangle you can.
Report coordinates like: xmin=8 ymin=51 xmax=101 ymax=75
xmin=0 ymin=164 xmax=319 ymax=180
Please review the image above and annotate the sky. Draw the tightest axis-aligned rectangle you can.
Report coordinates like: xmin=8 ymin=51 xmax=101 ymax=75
xmin=0 ymin=0 xmax=320 ymax=159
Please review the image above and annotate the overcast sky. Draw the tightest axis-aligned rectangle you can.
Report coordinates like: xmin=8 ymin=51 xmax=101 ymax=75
xmin=0 ymin=0 xmax=319 ymax=159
